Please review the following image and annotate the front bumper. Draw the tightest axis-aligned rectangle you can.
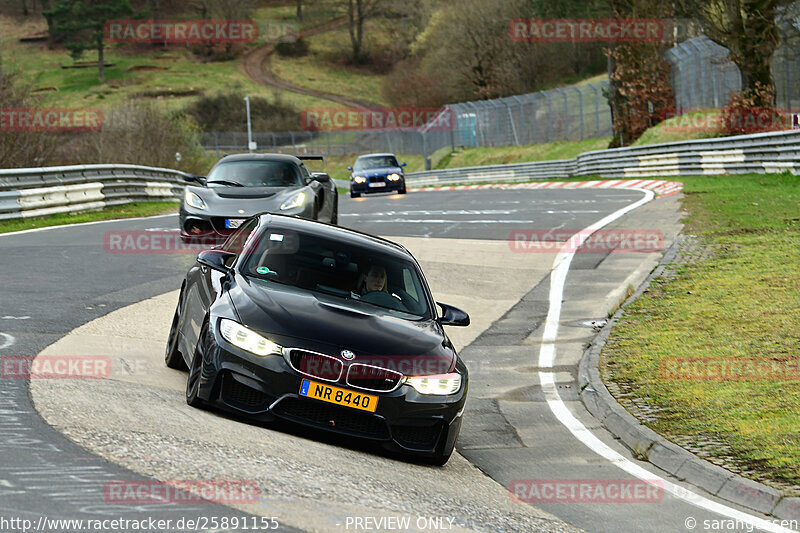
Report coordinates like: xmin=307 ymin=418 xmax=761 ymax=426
xmin=179 ymin=203 xmax=312 ymax=242
xmin=195 ymin=325 xmax=466 ymax=456
xmin=350 ymin=177 xmax=405 ymax=194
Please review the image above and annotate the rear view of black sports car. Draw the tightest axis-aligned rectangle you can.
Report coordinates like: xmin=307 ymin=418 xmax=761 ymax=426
xmin=180 ymin=153 xmax=337 ymax=242
xmin=165 ymin=214 xmax=471 ymax=464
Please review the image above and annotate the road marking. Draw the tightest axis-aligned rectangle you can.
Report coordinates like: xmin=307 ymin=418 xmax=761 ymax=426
xmin=0 ymin=213 xmax=177 ymax=238
xmin=1 ymin=316 xmax=30 ymax=320
xmin=537 ymin=188 xmax=792 ymax=533
xmin=0 ymin=333 xmax=15 ymax=351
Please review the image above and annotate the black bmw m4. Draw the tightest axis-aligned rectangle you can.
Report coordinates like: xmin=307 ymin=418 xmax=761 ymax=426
xmin=165 ymin=214 xmax=471 ymax=465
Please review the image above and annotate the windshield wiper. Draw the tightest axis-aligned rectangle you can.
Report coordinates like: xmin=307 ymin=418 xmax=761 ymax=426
xmin=206 ymin=179 xmax=245 ymax=187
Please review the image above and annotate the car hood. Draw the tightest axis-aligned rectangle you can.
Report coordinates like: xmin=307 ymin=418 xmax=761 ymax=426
xmin=229 ymin=276 xmax=455 ymax=369
xmin=187 ymin=185 xmax=304 ymax=215
xmin=351 ymin=167 xmax=403 ymax=178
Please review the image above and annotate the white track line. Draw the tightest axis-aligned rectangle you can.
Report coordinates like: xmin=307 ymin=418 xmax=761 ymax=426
xmin=0 ymin=332 xmax=16 ymax=351
xmin=538 ymin=188 xmax=793 ymax=533
xmin=0 ymin=213 xmax=177 ymax=237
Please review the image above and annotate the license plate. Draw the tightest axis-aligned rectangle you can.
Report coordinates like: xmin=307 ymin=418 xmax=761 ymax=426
xmin=299 ymin=379 xmax=378 ymax=412
xmin=368 ymin=182 xmax=386 ymax=188
xmin=225 ymin=218 xmax=245 ymax=229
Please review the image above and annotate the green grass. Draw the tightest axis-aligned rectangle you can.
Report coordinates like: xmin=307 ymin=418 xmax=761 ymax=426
xmin=0 ymin=201 xmax=179 ymax=234
xmin=0 ymin=14 xmax=337 ymax=115
xmin=270 ymin=22 xmax=389 ymax=106
xmin=601 ymin=173 xmax=800 ymax=490
xmin=437 ymin=137 xmax=612 ymax=168
xmin=633 ymin=109 xmax=724 ymax=146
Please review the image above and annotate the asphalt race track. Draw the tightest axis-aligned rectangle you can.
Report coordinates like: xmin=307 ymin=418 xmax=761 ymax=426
xmin=0 ymin=188 xmax=787 ymax=532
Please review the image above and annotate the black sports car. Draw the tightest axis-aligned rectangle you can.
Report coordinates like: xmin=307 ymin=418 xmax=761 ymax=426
xmin=165 ymin=214 xmax=471 ymax=465
xmin=348 ymin=153 xmax=407 ymax=198
xmin=180 ymin=153 xmax=337 ymax=242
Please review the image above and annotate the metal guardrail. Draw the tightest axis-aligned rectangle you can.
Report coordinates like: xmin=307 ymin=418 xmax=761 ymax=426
xmin=0 ymin=164 xmax=191 ymax=220
xmin=405 ymin=129 xmax=800 ymax=185
xmin=1 ymin=129 xmax=798 ymax=219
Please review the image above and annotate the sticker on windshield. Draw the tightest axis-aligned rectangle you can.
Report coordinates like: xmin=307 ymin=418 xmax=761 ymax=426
xmin=270 ymin=233 xmax=284 ymax=241
xmin=256 ymin=267 xmax=271 ymax=275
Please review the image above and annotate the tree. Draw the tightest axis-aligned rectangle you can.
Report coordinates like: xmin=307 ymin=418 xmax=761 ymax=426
xmin=345 ymin=0 xmax=382 ymax=63
xmin=605 ymin=0 xmax=675 ymax=146
xmin=44 ymin=0 xmax=135 ymax=83
xmin=677 ymin=0 xmax=788 ymax=107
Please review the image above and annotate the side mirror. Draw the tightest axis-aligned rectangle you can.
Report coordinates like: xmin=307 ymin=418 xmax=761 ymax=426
xmin=185 ymin=174 xmax=206 ymax=185
xmin=437 ymin=302 xmax=470 ymax=327
xmin=400 ymin=162 xmax=407 ymax=167
xmin=197 ymin=249 xmax=236 ymax=272
xmin=347 ymin=166 xmax=353 ymax=171
xmin=312 ymin=172 xmax=330 ymax=183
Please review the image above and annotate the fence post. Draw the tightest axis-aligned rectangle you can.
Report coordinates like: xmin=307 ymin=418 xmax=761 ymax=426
xmin=570 ymin=86 xmax=584 ymax=140
xmin=555 ymin=88 xmax=569 ymax=140
xmin=505 ymin=100 xmax=520 ymax=145
xmin=587 ymin=83 xmax=600 ymax=138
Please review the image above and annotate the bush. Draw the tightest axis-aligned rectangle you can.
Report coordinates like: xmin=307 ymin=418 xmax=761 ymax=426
xmin=0 ymin=60 xmax=58 ymax=168
xmin=721 ymin=83 xmax=785 ymax=136
xmin=183 ymin=92 xmax=300 ymax=133
xmin=60 ymin=101 xmax=210 ymax=174
xmin=275 ymin=37 xmax=309 ymax=58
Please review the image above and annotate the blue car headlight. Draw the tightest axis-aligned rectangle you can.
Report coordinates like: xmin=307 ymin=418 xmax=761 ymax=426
xmin=387 ymin=173 xmax=401 ymax=181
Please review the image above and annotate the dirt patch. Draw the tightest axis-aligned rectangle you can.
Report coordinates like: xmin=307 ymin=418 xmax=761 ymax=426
xmin=128 ymin=65 xmax=168 ymax=72
xmin=133 ymin=88 xmax=203 ymax=98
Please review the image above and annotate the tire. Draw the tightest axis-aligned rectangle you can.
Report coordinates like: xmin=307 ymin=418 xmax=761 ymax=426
xmin=185 ymin=324 xmax=209 ymax=408
xmin=350 ymin=191 xmax=360 ymax=198
xmin=399 ymin=186 xmax=407 ymax=195
xmin=330 ymin=196 xmax=338 ymax=225
xmin=165 ymin=289 xmax=188 ymax=370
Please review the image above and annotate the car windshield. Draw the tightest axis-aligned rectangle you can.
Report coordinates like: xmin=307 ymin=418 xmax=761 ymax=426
xmin=242 ymin=228 xmax=431 ymax=319
xmin=353 ymin=156 xmax=398 ymax=171
xmin=207 ymin=161 xmax=302 ymax=187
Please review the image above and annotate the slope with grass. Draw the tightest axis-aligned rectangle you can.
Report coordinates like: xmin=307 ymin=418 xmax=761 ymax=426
xmin=601 ymin=173 xmax=800 ymax=492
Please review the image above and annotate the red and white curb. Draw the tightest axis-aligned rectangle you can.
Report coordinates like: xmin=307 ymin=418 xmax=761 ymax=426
xmin=409 ymin=179 xmax=683 ymax=197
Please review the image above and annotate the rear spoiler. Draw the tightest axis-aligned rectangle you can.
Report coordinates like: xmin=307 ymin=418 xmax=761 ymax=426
xmin=296 ymin=155 xmax=326 ymax=163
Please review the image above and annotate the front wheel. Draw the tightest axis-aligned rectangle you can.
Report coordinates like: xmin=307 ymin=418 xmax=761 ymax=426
xmin=186 ymin=325 xmax=209 ymax=408
xmin=330 ymin=196 xmax=338 ymax=225
xmin=398 ymin=186 xmax=407 ymax=195
xmin=165 ymin=289 xmax=188 ymax=370
xmin=350 ymin=191 xmax=360 ymax=198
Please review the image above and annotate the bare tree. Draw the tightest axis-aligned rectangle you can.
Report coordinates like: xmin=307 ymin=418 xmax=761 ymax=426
xmin=677 ymin=0 xmax=789 ymax=106
xmin=343 ymin=0 xmax=382 ymax=63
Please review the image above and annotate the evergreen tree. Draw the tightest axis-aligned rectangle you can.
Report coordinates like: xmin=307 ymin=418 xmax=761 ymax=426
xmin=45 ymin=0 xmax=135 ymax=83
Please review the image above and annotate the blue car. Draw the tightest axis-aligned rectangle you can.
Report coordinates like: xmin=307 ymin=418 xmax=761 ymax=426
xmin=348 ymin=153 xmax=407 ymax=198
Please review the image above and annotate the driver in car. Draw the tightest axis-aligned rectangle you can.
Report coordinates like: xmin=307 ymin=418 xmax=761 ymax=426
xmin=359 ymin=264 xmax=387 ymax=294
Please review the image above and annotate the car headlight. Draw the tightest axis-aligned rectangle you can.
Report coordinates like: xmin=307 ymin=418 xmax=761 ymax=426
xmin=280 ymin=191 xmax=306 ymax=210
xmin=404 ymin=373 xmax=462 ymax=395
xmin=387 ymin=173 xmax=401 ymax=181
xmin=184 ymin=190 xmax=207 ymax=210
xmin=219 ymin=319 xmax=283 ymax=356
xmin=353 ymin=176 xmax=367 ymax=184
